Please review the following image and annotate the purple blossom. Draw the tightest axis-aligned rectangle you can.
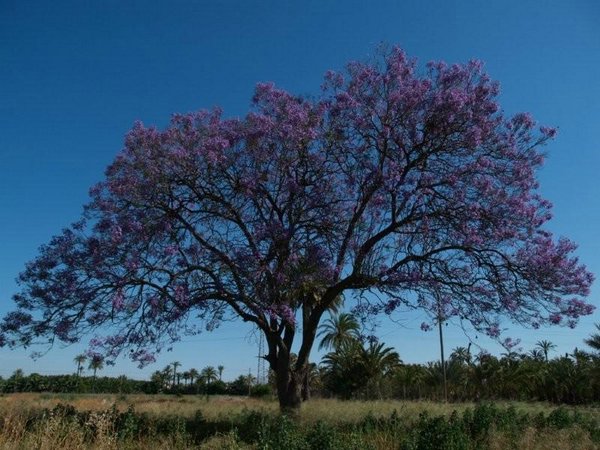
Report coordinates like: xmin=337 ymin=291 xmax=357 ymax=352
xmin=89 ymin=337 xmax=105 ymax=348
xmin=502 ymin=337 xmax=521 ymax=350
xmin=130 ymin=349 xmax=156 ymax=367
xmin=125 ymin=257 xmax=139 ymax=271
xmin=110 ymin=225 xmax=123 ymax=243
xmin=164 ymin=245 xmax=179 ymax=256
xmin=549 ymin=313 xmax=562 ymax=325
xmin=540 ymin=126 xmax=557 ymax=138
xmin=173 ymin=284 xmax=189 ymax=307
xmin=265 ymin=304 xmax=296 ymax=326
xmin=112 ymin=291 xmax=125 ymax=311
xmin=384 ymin=299 xmax=401 ymax=315
xmin=486 ymin=324 xmax=501 ymax=338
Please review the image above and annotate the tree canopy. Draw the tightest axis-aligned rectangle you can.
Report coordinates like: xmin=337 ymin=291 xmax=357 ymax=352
xmin=2 ymin=46 xmax=594 ymax=410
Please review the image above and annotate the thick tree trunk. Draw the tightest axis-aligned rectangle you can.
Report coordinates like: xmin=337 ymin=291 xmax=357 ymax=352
xmin=262 ymin=296 xmax=327 ymax=413
xmin=301 ymin=370 xmax=310 ymax=401
xmin=277 ymin=371 xmax=303 ymax=413
xmin=274 ymin=353 xmax=304 ymax=413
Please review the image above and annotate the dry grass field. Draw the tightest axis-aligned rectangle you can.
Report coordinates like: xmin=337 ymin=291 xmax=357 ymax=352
xmin=2 ymin=393 xmax=594 ymax=421
xmin=0 ymin=393 xmax=597 ymax=449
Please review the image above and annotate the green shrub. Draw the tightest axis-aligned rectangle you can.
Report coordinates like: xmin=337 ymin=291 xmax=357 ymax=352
xmin=462 ymin=403 xmax=496 ymax=443
xmin=257 ymin=415 xmax=307 ymax=450
xmin=306 ymin=420 xmax=338 ymax=450
xmin=403 ymin=412 xmax=469 ymax=450
xmin=547 ymin=407 xmax=573 ymax=429
xmin=250 ymin=384 xmax=272 ymax=398
xmin=235 ymin=409 xmax=270 ymax=442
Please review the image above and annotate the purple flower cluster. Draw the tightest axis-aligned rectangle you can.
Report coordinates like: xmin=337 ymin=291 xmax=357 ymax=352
xmin=265 ymin=304 xmax=296 ymax=326
xmin=420 ymin=322 xmax=432 ymax=332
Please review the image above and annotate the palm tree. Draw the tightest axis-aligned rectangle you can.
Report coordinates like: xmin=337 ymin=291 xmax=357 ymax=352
xmin=171 ymin=361 xmax=181 ymax=388
xmin=151 ymin=370 xmax=170 ymax=392
xmin=322 ymin=339 xmax=400 ymax=399
xmin=217 ymin=365 xmax=224 ymax=381
xmin=318 ymin=312 xmax=360 ymax=351
xmin=74 ymin=354 xmax=86 ymax=377
xmin=361 ymin=341 xmax=401 ymax=398
xmin=188 ymin=368 xmax=199 ymax=392
xmin=321 ymin=340 xmax=359 ymax=371
xmin=361 ymin=342 xmax=401 ymax=376
xmin=395 ymin=364 xmax=426 ymax=399
xmin=584 ymin=324 xmax=600 ymax=352
xmin=536 ymin=340 xmax=557 ymax=362
xmin=528 ymin=348 xmax=545 ymax=362
xmin=201 ymin=366 xmax=219 ymax=398
xmin=182 ymin=371 xmax=191 ymax=386
xmin=500 ymin=350 xmax=521 ymax=362
xmin=201 ymin=366 xmax=219 ymax=384
xmin=450 ymin=346 xmax=472 ymax=365
xmin=88 ymin=355 xmax=104 ymax=379
xmin=161 ymin=364 xmax=172 ymax=381
xmin=242 ymin=373 xmax=256 ymax=395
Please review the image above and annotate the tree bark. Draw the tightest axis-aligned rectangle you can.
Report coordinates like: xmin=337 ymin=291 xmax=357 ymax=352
xmin=301 ymin=370 xmax=310 ymax=401
xmin=274 ymin=350 xmax=304 ymax=413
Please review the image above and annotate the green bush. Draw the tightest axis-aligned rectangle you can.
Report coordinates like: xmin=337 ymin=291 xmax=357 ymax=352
xmin=465 ymin=403 xmax=496 ymax=441
xmin=235 ymin=409 xmax=270 ymax=442
xmin=257 ymin=414 xmax=307 ymax=450
xmin=402 ymin=412 xmax=469 ymax=450
xmin=547 ymin=406 xmax=573 ymax=429
xmin=306 ymin=420 xmax=339 ymax=450
xmin=250 ymin=384 xmax=272 ymax=398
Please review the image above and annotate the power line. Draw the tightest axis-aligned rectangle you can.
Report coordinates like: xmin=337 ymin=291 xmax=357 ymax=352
xmin=178 ymin=335 xmax=249 ymax=343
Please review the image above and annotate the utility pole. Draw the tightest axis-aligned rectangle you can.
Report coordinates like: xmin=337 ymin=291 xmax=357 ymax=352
xmin=248 ymin=368 xmax=252 ymax=396
xmin=438 ymin=314 xmax=448 ymax=402
xmin=437 ymin=294 xmax=448 ymax=403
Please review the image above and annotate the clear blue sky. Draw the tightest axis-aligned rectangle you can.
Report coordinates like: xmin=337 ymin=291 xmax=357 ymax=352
xmin=1 ymin=0 xmax=599 ymax=381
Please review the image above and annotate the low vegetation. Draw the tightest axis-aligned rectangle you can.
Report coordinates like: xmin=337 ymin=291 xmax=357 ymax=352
xmin=0 ymin=394 xmax=598 ymax=449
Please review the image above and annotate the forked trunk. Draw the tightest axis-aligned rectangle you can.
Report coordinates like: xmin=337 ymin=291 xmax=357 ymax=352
xmin=274 ymin=351 xmax=304 ymax=413
xmin=265 ymin=297 xmax=325 ymax=413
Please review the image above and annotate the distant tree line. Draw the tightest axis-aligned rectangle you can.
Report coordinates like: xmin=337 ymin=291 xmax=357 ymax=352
xmin=0 ymin=371 xmax=155 ymax=394
xmin=0 ymin=359 xmax=267 ymax=396
xmin=4 ymin=321 xmax=600 ymax=404
xmin=307 ymin=315 xmax=600 ymax=404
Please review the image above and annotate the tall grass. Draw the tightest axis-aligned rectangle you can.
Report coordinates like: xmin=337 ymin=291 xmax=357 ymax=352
xmin=5 ymin=393 xmax=596 ymax=421
xmin=0 ymin=394 xmax=597 ymax=449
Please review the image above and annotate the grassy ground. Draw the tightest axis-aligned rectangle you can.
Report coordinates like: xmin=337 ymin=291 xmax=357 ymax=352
xmin=0 ymin=393 xmax=597 ymax=449
xmin=3 ymin=392 xmax=597 ymax=421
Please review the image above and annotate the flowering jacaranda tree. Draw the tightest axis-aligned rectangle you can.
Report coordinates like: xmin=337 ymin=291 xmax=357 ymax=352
xmin=2 ymin=47 xmax=594 ymax=411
